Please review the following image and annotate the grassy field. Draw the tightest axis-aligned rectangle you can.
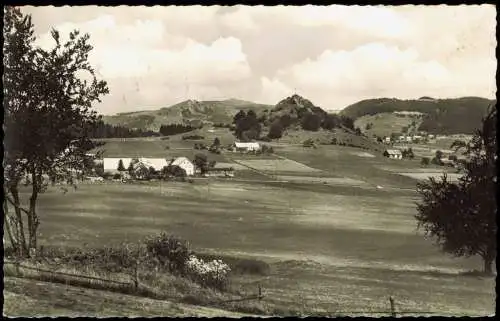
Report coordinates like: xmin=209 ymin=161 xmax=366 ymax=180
xmin=6 ymin=140 xmax=494 ymax=316
xmin=3 ymin=277 xmax=253 ymax=317
xmin=9 ymin=176 xmax=495 ymax=315
xmin=354 ymin=112 xmax=422 ymax=138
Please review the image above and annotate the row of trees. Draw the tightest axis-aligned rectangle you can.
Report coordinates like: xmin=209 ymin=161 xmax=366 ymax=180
xmin=87 ymin=120 xmax=160 ymax=138
xmin=159 ymin=124 xmax=195 ymax=136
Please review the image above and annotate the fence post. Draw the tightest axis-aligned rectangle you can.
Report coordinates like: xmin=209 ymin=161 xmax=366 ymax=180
xmin=389 ymin=296 xmax=396 ymax=317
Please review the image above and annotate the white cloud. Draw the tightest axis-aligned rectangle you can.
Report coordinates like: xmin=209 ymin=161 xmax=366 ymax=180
xmin=24 ymin=5 xmax=496 ymax=114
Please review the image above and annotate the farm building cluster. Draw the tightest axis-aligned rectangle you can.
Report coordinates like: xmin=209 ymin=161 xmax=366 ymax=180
xmin=84 ymin=141 xmax=265 ymax=182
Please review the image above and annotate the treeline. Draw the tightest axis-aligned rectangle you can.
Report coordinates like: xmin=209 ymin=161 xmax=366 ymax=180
xmin=159 ymin=124 xmax=195 ymax=136
xmin=87 ymin=120 xmax=160 ymax=138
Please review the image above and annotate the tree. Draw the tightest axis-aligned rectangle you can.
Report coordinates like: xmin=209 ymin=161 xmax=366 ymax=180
xmin=301 ymin=113 xmax=321 ymax=131
xmin=435 ymin=150 xmax=443 ymax=160
xmin=415 ymin=106 xmax=496 ymax=274
xmin=268 ymin=121 xmax=284 ymax=139
xmin=117 ymin=159 xmax=126 ymax=172
xmin=233 ymin=110 xmax=246 ymax=125
xmin=354 ymin=127 xmax=362 ymax=136
xmin=193 ymin=153 xmax=208 ymax=174
xmin=3 ymin=7 xmax=109 ymax=256
xmin=421 ymin=157 xmax=430 ymax=166
xmin=212 ymin=137 xmax=221 ymax=148
xmin=321 ymin=114 xmax=340 ymax=130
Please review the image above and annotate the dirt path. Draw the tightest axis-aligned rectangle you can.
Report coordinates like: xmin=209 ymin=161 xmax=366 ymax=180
xmin=3 ymin=277 xmax=255 ymax=318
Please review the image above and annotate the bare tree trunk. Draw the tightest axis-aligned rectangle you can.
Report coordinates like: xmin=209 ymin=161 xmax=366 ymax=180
xmin=28 ymin=171 xmax=40 ymax=253
xmin=483 ymin=253 xmax=495 ymax=275
xmin=3 ymin=200 xmax=18 ymax=253
xmin=9 ymin=187 xmax=28 ymax=257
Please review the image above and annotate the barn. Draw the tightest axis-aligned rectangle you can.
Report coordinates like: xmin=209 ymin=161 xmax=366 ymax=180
xmin=169 ymin=157 xmax=195 ymax=176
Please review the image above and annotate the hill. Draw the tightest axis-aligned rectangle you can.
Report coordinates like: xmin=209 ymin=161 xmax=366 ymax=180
xmin=340 ymin=97 xmax=495 ymax=135
xmin=102 ymin=99 xmax=272 ymax=131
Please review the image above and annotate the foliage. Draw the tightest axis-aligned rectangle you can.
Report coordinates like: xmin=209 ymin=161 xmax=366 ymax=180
xmin=193 ymin=153 xmax=209 ymax=174
xmin=402 ymin=148 xmax=415 ymax=159
xmin=145 ymin=233 xmax=192 ymax=275
xmin=185 ymin=254 xmax=231 ymax=290
xmin=415 ymin=106 xmax=497 ymax=274
xmin=182 ymin=134 xmax=205 ymax=140
xmin=301 ymin=113 xmax=322 ymax=131
xmin=3 ymin=7 xmax=109 ymax=256
xmin=268 ymin=121 xmax=284 ymax=139
xmin=303 ymin=139 xmax=316 ymax=148
xmin=87 ymin=120 xmax=160 ymax=138
xmin=117 ymin=159 xmax=126 ymax=171
xmin=421 ymin=157 xmax=430 ymax=166
xmin=233 ymin=109 xmax=262 ymax=141
xmin=159 ymin=123 xmax=195 ymax=136
xmin=321 ymin=114 xmax=340 ymax=130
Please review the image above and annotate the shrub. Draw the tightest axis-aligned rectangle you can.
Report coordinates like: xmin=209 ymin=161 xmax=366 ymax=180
xmin=185 ymin=254 xmax=231 ymax=290
xmin=145 ymin=233 xmax=192 ymax=275
xmin=112 ymin=173 xmax=121 ymax=180
xmin=421 ymin=157 xmax=430 ymax=166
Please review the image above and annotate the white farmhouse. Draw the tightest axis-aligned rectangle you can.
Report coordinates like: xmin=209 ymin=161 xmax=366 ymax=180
xmin=169 ymin=157 xmax=195 ymax=176
xmin=234 ymin=142 xmax=261 ymax=152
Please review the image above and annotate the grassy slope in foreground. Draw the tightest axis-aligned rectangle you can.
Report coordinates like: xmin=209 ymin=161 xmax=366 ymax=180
xmin=3 ymin=277 xmax=253 ymax=317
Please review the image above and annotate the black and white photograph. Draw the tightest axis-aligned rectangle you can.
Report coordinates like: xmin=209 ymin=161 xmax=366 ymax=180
xmin=2 ymin=4 xmax=497 ymax=317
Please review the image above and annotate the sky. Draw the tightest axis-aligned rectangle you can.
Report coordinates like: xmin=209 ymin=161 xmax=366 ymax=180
xmin=22 ymin=5 xmax=497 ymax=115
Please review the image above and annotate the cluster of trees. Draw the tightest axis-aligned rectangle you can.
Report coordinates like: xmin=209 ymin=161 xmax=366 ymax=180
xmin=401 ymin=148 xmax=415 ymax=159
xmin=87 ymin=120 xmax=159 ymax=138
xmin=267 ymin=112 xmax=356 ymax=139
xmin=192 ymin=153 xmax=216 ymax=175
xmin=159 ymin=124 xmax=195 ymax=136
xmin=233 ymin=110 xmax=262 ymax=141
xmin=113 ymin=159 xmax=188 ymax=181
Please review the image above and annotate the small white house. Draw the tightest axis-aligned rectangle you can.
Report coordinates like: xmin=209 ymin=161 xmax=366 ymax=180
xmin=384 ymin=136 xmax=391 ymax=144
xmin=234 ymin=142 xmax=261 ymax=152
xmin=384 ymin=149 xmax=403 ymax=159
xmin=169 ymin=157 xmax=195 ymax=176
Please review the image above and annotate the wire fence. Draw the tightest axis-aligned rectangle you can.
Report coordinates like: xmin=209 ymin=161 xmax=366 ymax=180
xmin=4 ymin=260 xmax=440 ymax=316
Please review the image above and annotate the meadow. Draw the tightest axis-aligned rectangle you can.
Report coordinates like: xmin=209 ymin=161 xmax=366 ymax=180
xmin=7 ymin=140 xmax=494 ymax=316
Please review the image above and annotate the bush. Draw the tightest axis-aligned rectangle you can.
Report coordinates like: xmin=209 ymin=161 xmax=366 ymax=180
xmin=145 ymin=233 xmax=192 ymax=275
xmin=185 ymin=254 xmax=231 ymax=290
xmin=182 ymin=134 xmax=205 ymax=140
xmin=112 ymin=173 xmax=121 ymax=180
xmin=421 ymin=157 xmax=430 ymax=166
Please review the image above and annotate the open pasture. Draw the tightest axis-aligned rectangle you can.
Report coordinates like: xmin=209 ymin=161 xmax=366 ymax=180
xmin=272 ymin=145 xmax=425 ymax=188
xmin=234 ymin=158 xmax=322 ymax=174
xmin=12 ymin=177 xmax=495 ymax=315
